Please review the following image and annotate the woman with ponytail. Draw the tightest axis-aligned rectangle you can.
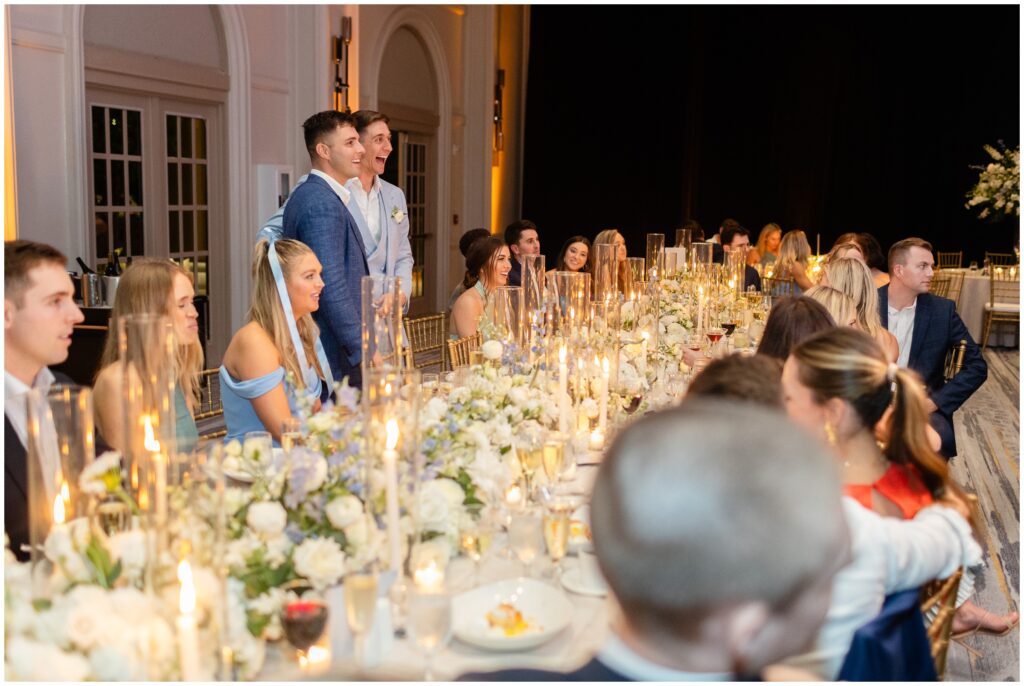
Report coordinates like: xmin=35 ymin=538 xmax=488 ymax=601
xmin=450 ymin=236 xmax=511 ymax=339
xmin=784 ymin=327 xmax=1016 ymax=661
xmin=219 ymin=239 xmax=326 ymax=444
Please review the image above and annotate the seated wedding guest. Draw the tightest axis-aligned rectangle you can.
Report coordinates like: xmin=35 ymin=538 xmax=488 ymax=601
xmin=804 ymin=285 xmax=859 ymax=329
xmin=824 ymin=257 xmax=899 ymax=361
xmin=220 ymin=239 xmax=327 ymax=444
xmin=504 ymin=219 xmax=540 ymax=287
xmin=748 ymin=222 xmax=782 ymax=267
xmin=781 ymin=328 xmax=999 ymax=676
xmin=826 ymin=240 xmax=866 ymax=264
xmin=880 ymin=238 xmax=986 ymax=459
xmin=462 ymin=399 xmax=851 ymax=681
xmin=5 ymin=240 xmax=86 ymax=559
xmin=709 ymin=216 xmax=741 ymax=245
xmin=94 ymin=259 xmax=202 ymax=455
xmin=447 ymin=227 xmax=491 ymax=311
xmin=590 ymin=229 xmax=628 ymax=293
xmin=774 ymin=229 xmax=815 ymax=293
xmin=756 ymin=296 xmax=835 ymax=361
xmin=718 ymin=223 xmax=763 ymax=291
xmin=450 ymin=236 xmax=511 ymax=339
xmin=686 ymin=353 xmax=783 ymax=408
xmin=679 ymin=218 xmax=704 ymax=241
xmin=549 ymin=235 xmax=590 ymax=274
xmin=858 ymin=232 xmax=890 ymax=287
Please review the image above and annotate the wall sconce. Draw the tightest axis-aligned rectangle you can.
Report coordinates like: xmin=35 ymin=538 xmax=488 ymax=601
xmin=332 ymin=16 xmax=353 ymax=113
xmin=493 ymin=69 xmax=505 ymax=157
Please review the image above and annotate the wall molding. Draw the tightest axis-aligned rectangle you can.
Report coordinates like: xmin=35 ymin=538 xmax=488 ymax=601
xmin=85 ymin=44 xmax=229 ymax=93
xmin=251 ymin=74 xmax=290 ymax=95
xmin=11 ymin=27 xmax=66 ymax=54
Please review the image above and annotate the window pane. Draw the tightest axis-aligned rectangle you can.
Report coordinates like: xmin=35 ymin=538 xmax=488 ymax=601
xmin=180 ymin=117 xmax=192 ymax=158
xmin=169 ymin=211 xmax=180 ymax=253
xmin=91 ymin=106 xmax=106 ymax=154
xmin=182 ymin=164 xmax=193 ymax=205
xmin=194 ymin=118 xmax=206 ymax=159
xmin=93 ymin=159 xmax=108 ymax=206
xmin=182 ymin=210 xmax=194 ymax=252
xmin=128 ymin=161 xmax=143 ymax=206
xmin=111 ymin=160 xmax=125 ymax=206
xmin=127 ymin=110 xmax=141 ymax=156
xmin=109 ymin=109 xmax=123 ymax=155
xmin=195 ymin=163 xmax=207 ymax=205
xmin=167 ymin=163 xmax=178 ymax=205
xmin=166 ymin=115 xmax=177 ymax=157
xmin=113 ymin=212 xmax=127 ymax=252
xmin=130 ymin=212 xmax=144 ymax=255
xmin=197 ymin=257 xmax=208 ymax=296
xmin=95 ymin=212 xmax=109 ymax=259
xmin=197 ymin=210 xmax=208 ymax=251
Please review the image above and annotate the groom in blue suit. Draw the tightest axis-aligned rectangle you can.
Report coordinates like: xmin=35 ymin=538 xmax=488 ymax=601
xmin=283 ymin=111 xmax=369 ymax=387
xmin=345 ymin=110 xmax=415 ymax=310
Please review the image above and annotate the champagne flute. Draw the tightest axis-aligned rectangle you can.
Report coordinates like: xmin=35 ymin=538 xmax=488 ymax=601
xmin=515 ymin=431 xmax=545 ymax=501
xmin=344 ymin=569 xmax=378 ymax=669
xmin=281 ymin=418 xmax=303 ymax=454
xmin=407 ymin=589 xmax=452 ymax=681
xmin=281 ymin=599 xmax=329 ymax=664
xmin=459 ymin=521 xmax=492 ymax=587
xmin=542 ymin=500 xmax=573 ymax=582
xmin=542 ymin=435 xmax=566 ymax=484
xmin=508 ymin=509 xmax=543 ymax=577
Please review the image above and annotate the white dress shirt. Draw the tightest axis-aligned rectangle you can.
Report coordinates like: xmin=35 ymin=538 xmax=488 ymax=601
xmin=596 ymin=632 xmax=733 ymax=681
xmin=5 ymin=367 xmax=60 ymax=496
xmin=887 ymin=297 xmax=917 ymax=368
xmin=309 ymin=169 xmax=352 ymax=207
xmin=345 ymin=176 xmax=382 ymax=245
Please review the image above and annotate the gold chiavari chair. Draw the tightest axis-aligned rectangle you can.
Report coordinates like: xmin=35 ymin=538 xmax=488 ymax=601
xmin=936 ymin=251 xmax=963 ymax=270
xmin=447 ymin=332 xmax=482 ymax=370
xmin=406 ymin=313 xmax=449 ymax=372
xmin=195 ymin=368 xmax=227 ymax=440
xmin=920 ymin=569 xmax=963 ymax=680
xmin=762 ymin=275 xmax=796 ymax=297
xmin=929 ymin=274 xmax=952 ymax=298
xmin=945 ymin=271 xmax=966 ymax=308
xmin=943 ymin=339 xmax=967 ymax=382
xmin=981 ymin=267 xmax=1020 ymax=349
xmin=985 ymin=251 xmax=1017 ymax=267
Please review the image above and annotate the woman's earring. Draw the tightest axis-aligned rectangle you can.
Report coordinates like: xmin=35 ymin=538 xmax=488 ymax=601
xmin=824 ymin=420 xmax=837 ymax=446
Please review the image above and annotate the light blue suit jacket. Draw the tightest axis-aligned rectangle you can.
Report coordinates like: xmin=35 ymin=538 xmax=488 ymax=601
xmin=346 ymin=178 xmax=414 ymax=306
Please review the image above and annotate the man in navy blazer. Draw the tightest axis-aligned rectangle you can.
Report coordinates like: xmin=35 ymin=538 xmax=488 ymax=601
xmin=283 ymin=111 xmax=369 ymax=387
xmin=461 ymin=401 xmax=849 ymax=681
xmin=879 ymin=238 xmax=987 ymax=458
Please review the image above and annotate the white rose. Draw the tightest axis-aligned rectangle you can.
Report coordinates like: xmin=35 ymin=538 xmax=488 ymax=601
xmin=415 ymin=478 xmax=464 ymax=532
xmin=224 ymin=439 xmax=242 ymax=458
xmin=481 ymin=339 xmax=503 ymax=360
xmin=293 ymin=537 xmax=346 ymax=590
xmin=303 ymin=454 xmax=329 ymax=492
xmin=422 ymin=397 xmax=449 ymax=425
xmin=64 ymin=585 xmax=114 ymax=651
xmin=508 ymin=386 xmax=529 ymax=407
xmin=6 ymin=637 xmax=91 ymax=682
xmin=107 ymin=530 xmax=146 ymax=580
xmin=306 ymin=412 xmax=334 ymax=434
xmin=89 ymin=643 xmax=141 ymax=682
xmin=108 ymin=586 xmax=153 ymax=626
xmin=326 ymin=495 xmax=364 ymax=529
xmin=343 ymin=515 xmax=370 ymax=547
xmin=264 ymin=533 xmax=293 ymax=567
xmin=246 ymin=501 xmax=287 ymax=536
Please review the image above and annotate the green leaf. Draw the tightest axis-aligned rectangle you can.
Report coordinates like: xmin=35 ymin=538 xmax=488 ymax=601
xmin=246 ymin=610 xmax=271 ymax=638
xmin=83 ymin=536 xmax=116 ymax=589
xmin=31 ymin=598 xmax=52 ymax=612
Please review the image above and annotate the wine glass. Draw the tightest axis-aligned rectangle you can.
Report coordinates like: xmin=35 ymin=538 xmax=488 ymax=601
xmin=508 ymin=509 xmax=543 ymax=577
xmin=542 ymin=499 xmax=573 ymax=583
xmin=281 ymin=599 xmax=329 ymax=664
xmin=515 ymin=429 xmax=545 ymax=502
xmin=343 ymin=569 xmax=378 ymax=669
xmin=542 ymin=434 xmax=566 ymax=485
xmin=459 ymin=520 xmax=493 ymax=587
xmin=407 ymin=589 xmax=452 ymax=681
xmin=281 ymin=418 xmax=303 ymax=454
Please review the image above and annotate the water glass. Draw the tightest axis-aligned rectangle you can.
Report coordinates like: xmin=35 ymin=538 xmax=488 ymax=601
xmin=280 ymin=418 xmax=302 ymax=454
xmin=344 ymin=569 xmax=378 ymax=668
xmin=407 ymin=589 xmax=452 ymax=681
xmin=459 ymin=520 xmax=493 ymax=587
xmin=542 ymin=499 xmax=573 ymax=582
xmin=508 ymin=509 xmax=543 ymax=577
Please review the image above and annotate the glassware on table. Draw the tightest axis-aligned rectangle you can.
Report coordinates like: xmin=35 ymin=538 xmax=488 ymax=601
xmin=407 ymin=589 xmax=452 ymax=681
xmin=421 ymin=372 xmax=439 ymax=400
xmin=280 ymin=418 xmax=303 ymax=454
xmin=281 ymin=599 xmax=329 ymax=662
xmin=459 ymin=520 xmax=493 ymax=587
xmin=541 ymin=434 xmax=566 ymax=484
xmin=508 ymin=509 xmax=544 ymax=577
xmin=542 ymin=499 xmax=573 ymax=582
xmin=969 ymin=261 xmax=979 ymax=271
xmin=514 ymin=429 xmax=546 ymax=501
xmin=705 ymin=327 xmax=725 ymax=355
xmin=343 ymin=569 xmax=379 ymax=668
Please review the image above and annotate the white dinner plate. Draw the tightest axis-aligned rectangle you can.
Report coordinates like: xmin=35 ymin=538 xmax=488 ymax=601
xmin=560 ymin=567 xmax=607 ymax=597
xmin=452 ymin=577 xmax=572 ymax=651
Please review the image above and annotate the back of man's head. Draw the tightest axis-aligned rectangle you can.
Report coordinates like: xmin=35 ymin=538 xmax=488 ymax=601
xmin=5 ymin=240 xmax=67 ymax=307
xmin=302 ymin=110 xmax=356 ymax=160
xmin=503 ymin=219 xmax=537 ymax=248
xmin=686 ymin=354 xmax=783 ymax=409
xmin=681 ymin=219 xmax=704 ymax=241
xmin=591 ymin=399 xmax=844 ymax=666
xmin=459 ymin=228 xmax=491 ymax=258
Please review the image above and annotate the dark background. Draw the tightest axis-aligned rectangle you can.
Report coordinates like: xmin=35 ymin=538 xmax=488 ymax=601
xmin=522 ymin=5 xmax=1020 ymax=267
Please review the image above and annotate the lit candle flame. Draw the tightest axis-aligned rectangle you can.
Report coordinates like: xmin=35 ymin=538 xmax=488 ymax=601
xmin=53 ymin=491 xmax=66 ymax=525
xmin=504 ymin=483 xmax=523 ymax=506
xmin=178 ymin=559 xmax=196 ymax=615
xmin=385 ymin=418 xmax=399 ymax=452
xmin=602 ymin=356 xmax=610 ymax=375
xmin=300 ymin=645 xmax=330 ymax=670
xmin=143 ymin=415 xmax=160 ymax=452
xmin=559 ymin=345 xmax=567 ymax=364
xmin=413 ymin=559 xmax=445 ymax=591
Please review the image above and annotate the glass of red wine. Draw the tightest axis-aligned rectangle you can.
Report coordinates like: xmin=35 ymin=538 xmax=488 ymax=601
xmin=721 ymin=322 xmax=737 ymax=337
xmin=282 ymin=599 xmax=329 ymax=662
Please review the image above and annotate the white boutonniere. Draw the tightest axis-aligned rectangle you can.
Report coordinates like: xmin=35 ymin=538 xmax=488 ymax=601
xmin=391 ymin=206 xmax=406 ymax=224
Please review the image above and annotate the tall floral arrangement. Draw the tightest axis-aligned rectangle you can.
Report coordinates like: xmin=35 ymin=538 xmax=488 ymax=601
xmin=965 ymin=141 xmax=1020 ymax=220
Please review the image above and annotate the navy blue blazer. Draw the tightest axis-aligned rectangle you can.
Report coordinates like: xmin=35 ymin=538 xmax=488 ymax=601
xmin=283 ymin=174 xmax=369 ymax=386
xmin=837 ymin=589 xmax=936 ymax=681
xmin=878 ymin=287 xmax=987 ymax=455
xmin=459 ymin=658 xmax=628 ymax=681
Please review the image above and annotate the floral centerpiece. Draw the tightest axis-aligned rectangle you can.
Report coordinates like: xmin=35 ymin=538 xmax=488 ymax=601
xmin=966 ymin=141 xmax=1020 ymax=220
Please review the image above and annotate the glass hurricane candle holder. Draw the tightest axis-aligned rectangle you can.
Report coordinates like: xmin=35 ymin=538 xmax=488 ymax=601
xmin=645 ymin=233 xmax=665 ymax=282
xmin=545 ymin=271 xmax=588 ymax=340
xmin=492 ymin=285 xmax=524 ymax=349
xmin=592 ymin=243 xmax=619 ymax=303
xmin=624 ymin=258 xmax=646 ymax=300
xmin=675 ymin=227 xmax=692 ymax=251
xmin=362 ymin=275 xmax=405 ymax=379
xmin=690 ymin=241 xmax=714 ymax=276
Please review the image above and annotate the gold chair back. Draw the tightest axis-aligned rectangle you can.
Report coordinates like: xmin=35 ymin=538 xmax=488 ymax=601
xmin=196 ymin=368 xmax=227 ymax=441
xmin=985 ymin=251 xmax=1017 ymax=267
xmin=920 ymin=569 xmax=963 ymax=680
xmin=762 ymin=275 xmax=796 ymax=297
xmin=406 ymin=313 xmax=449 ymax=371
xmin=936 ymin=251 xmax=963 ymax=269
xmin=981 ymin=267 xmax=1020 ymax=349
xmin=945 ymin=271 xmax=966 ymax=308
xmin=447 ymin=332 xmax=482 ymax=369
xmin=943 ymin=339 xmax=967 ymax=382
xmin=928 ymin=274 xmax=951 ymax=299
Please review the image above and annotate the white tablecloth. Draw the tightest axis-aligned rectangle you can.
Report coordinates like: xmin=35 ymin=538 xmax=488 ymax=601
xmin=941 ymin=269 xmax=1018 ymax=347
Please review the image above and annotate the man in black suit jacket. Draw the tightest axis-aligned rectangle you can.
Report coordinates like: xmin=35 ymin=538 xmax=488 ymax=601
xmin=5 ymin=240 xmax=86 ymax=560
xmin=879 ymin=238 xmax=987 ymax=458
xmin=461 ymin=401 xmax=849 ymax=681
xmin=716 ymin=223 xmax=763 ymax=292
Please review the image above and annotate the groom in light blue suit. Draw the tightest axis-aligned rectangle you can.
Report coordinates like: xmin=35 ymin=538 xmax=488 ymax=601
xmin=344 ymin=110 xmax=414 ymax=310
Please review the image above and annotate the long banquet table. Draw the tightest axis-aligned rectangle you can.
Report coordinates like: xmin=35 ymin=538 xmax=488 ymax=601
xmin=940 ymin=268 xmax=1018 ymax=348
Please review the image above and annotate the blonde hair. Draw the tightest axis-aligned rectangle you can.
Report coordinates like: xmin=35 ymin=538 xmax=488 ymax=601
xmin=99 ymin=259 xmax=203 ymax=405
xmin=828 ymin=242 xmax=865 ymax=263
xmin=590 ymin=229 xmax=627 ymax=291
xmin=755 ymin=223 xmax=782 ymax=256
xmin=777 ymin=230 xmax=812 ymax=279
xmin=824 ymin=257 xmax=884 ymax=338
xmin=249 ymin=239 xmax=323 ymax=389
xmin=804 ymin=285 xmax=857 ymax=328
xmin=791 ymin=328 xmax=951 ymax=500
